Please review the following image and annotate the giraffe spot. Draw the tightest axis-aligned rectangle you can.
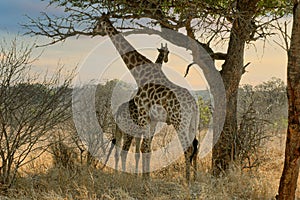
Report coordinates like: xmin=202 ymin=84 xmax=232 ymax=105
xmin=162 ymin=91 xmax=168 ymax=97
xmin=140 ymin=69 xmax=145 ymax=77
xmin=123 ymin=57 xmax=129 ymax=64
xmin=137 ymin=55 xmax=148 ymax=63
xmin=130 ymin=54 xmax=137 ymax=64
xmin=121 ymin=43 xmax=129 ymax=51
xmin=144 ymin=71 xmax=150 ymax=77
xmin=139 ymin=91 xmax=147 ymax=99
xmin=156 ymin=86 xmax=165 ymax=93
xmin=129 ymin=63 xmax=135 ymax=69
xmin=156 ymin=98 xmax=164 ymax=104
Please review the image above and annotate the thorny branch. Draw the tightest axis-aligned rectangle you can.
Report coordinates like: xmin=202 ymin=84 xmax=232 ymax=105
xmin=0 ymin=37 xmax=74 ymax=187
xmin=23 ymin=0 xmax=291 ymax=62
xmin=271 ymin=20 xmax=292 ymax=53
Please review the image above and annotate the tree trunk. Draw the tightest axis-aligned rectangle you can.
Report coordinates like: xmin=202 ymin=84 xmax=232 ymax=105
xmin=213 ymin=32 xmax=244 ymax=175
xmin=278 ymin=1 xmax=300 ymax=199
xmin=212 ymin=0 xmax=259 ymax=175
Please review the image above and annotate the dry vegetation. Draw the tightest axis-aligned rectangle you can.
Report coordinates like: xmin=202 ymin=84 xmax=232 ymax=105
xmin=0 ymin=131 xmax=298 ymax=200
xmin=0 ymin=39 xmax=297 ymax=200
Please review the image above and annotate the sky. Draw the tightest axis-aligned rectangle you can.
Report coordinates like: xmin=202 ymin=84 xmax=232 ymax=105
xmin=0 ymin=0 xmax=289 ymax=90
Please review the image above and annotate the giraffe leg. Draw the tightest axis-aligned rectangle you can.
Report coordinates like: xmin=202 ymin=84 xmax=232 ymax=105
xmin=114 ymin=146 xmax=120 ymax=171
xmin=192 ymin=151 xmax=198 ymax=181
xmin=175 ymin=120 xmax=196 ymax=184
xmin=185 ymin=139 xmax=199 ymax=183
xmin=141 ymin=137 xmax=153 ymax=179
xmin=121 ymin=133 xmax=133 ymax=172
xmin=114 ymin=127 xmax=123 ymax=171
xmin=184 ymin=146 xmax=193 ymax=184
xmin=135 ymin=137 xmax=141 ymax=174
xmin=140 ymin=122 xmax=156 ymax=179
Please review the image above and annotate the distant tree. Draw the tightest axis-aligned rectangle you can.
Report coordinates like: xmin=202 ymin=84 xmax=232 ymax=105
xmin=95 ymin=80 xmax=118 ymax=135
xmin=278 ymin=1 xmax=300 ymax=199
xmin=239 ymin=78 xmax=287 ymax=132
xmin=237 ymin=78 xmax=287 ymax=169
xmin=0 ymin=38 xmax=73 ymax=189
xmin=254 ymin=78 xmax=287 ymax=133
xmin=69 ymin=80 xmax=120 ymax=168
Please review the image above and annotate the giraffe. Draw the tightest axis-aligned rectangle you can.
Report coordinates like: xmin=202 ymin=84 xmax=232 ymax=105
xmin=113 ymin=44 xmax=169 ymax=173
xmin=94 ymin=13 xmax=199 ymax=183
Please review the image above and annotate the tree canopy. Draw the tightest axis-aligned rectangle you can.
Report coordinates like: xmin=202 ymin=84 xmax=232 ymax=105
xmin=26 ymin=0 xmax=292 ymax=48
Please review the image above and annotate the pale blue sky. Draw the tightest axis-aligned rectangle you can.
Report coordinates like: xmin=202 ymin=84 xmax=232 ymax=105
xmin=0 ymin=0 xmax=63 ymax=32
xmin=0 ymin=1 xmax=288 ymax=89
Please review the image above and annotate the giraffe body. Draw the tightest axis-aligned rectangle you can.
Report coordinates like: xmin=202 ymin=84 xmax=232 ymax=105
xmin=94 ymin=14 xmax=199 ymax=182
xmin=114 ymin=44 xmax=169 ymax=173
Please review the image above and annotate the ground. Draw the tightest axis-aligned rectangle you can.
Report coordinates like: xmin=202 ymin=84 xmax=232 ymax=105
xmin=1 ymin=132 xmax=299 ymax=200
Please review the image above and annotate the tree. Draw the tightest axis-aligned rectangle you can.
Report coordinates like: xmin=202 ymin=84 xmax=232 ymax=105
xmin=197 ymin=96 xmax=211 ymax=132
xmin=24 ymin=0 xmax=290 ymax=175
xmin=70 ymin=80 xmax=122 ymax=168
xmin=278 ymin=1 xmax=300 ymax=199
xmin=237 ymin=79 xmax=287 ymax=169
xmin=95 ymin=80 xmax=118 ymax=134
xmin=0 ymin=38 xmax=73 ymax=189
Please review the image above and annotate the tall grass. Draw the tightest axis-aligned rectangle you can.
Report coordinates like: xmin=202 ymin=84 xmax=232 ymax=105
xmin=1 ymin=134 xmax=298 ymax=200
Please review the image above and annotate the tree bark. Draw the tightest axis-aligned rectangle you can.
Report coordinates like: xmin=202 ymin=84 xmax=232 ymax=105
xmin=212 ymin=0 xmax=259 ymax=175
xmin=278 ymin=1 xmax=300 ymax=199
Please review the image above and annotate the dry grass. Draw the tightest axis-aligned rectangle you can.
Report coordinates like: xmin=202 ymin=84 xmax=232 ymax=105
xmin=1 ymin=133 xmax=299 ymax=200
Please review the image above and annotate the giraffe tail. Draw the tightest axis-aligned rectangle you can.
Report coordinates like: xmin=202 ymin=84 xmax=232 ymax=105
xmin=184 ymin=62 xmax=197 ymax=78
xmin=190 ymin=137 xmax=199 ymax=163
xmin=100 ymin=138 xmax=116 ymax=170
xmin=189 ymin=109 xmax=199 ymax=163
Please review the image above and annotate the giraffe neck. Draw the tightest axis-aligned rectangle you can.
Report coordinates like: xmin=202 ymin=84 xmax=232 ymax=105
xmin=104 ymin=20 xmax=152 ymax=71
xmin=155 ymin=53 xmax=165 ymax=64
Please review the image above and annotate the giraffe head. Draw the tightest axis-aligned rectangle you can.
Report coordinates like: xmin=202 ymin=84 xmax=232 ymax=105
xmin=93 ymin=13 xmax=113 ymax=36
xmin=157 ymin=43 xmax=169 ymax=63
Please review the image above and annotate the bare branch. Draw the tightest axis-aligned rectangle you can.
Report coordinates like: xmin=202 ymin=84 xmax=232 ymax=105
xmin=0 ymin=37 xmax=74 ymax=187
xmin=271 ymin=20 xmax=292 ymax=53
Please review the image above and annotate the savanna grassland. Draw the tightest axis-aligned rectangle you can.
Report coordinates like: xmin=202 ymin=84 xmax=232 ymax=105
xmin=1 ymin=131 xmax=298 ymax=200
xmin=0 ymin=63 xmax=295 ymax=199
